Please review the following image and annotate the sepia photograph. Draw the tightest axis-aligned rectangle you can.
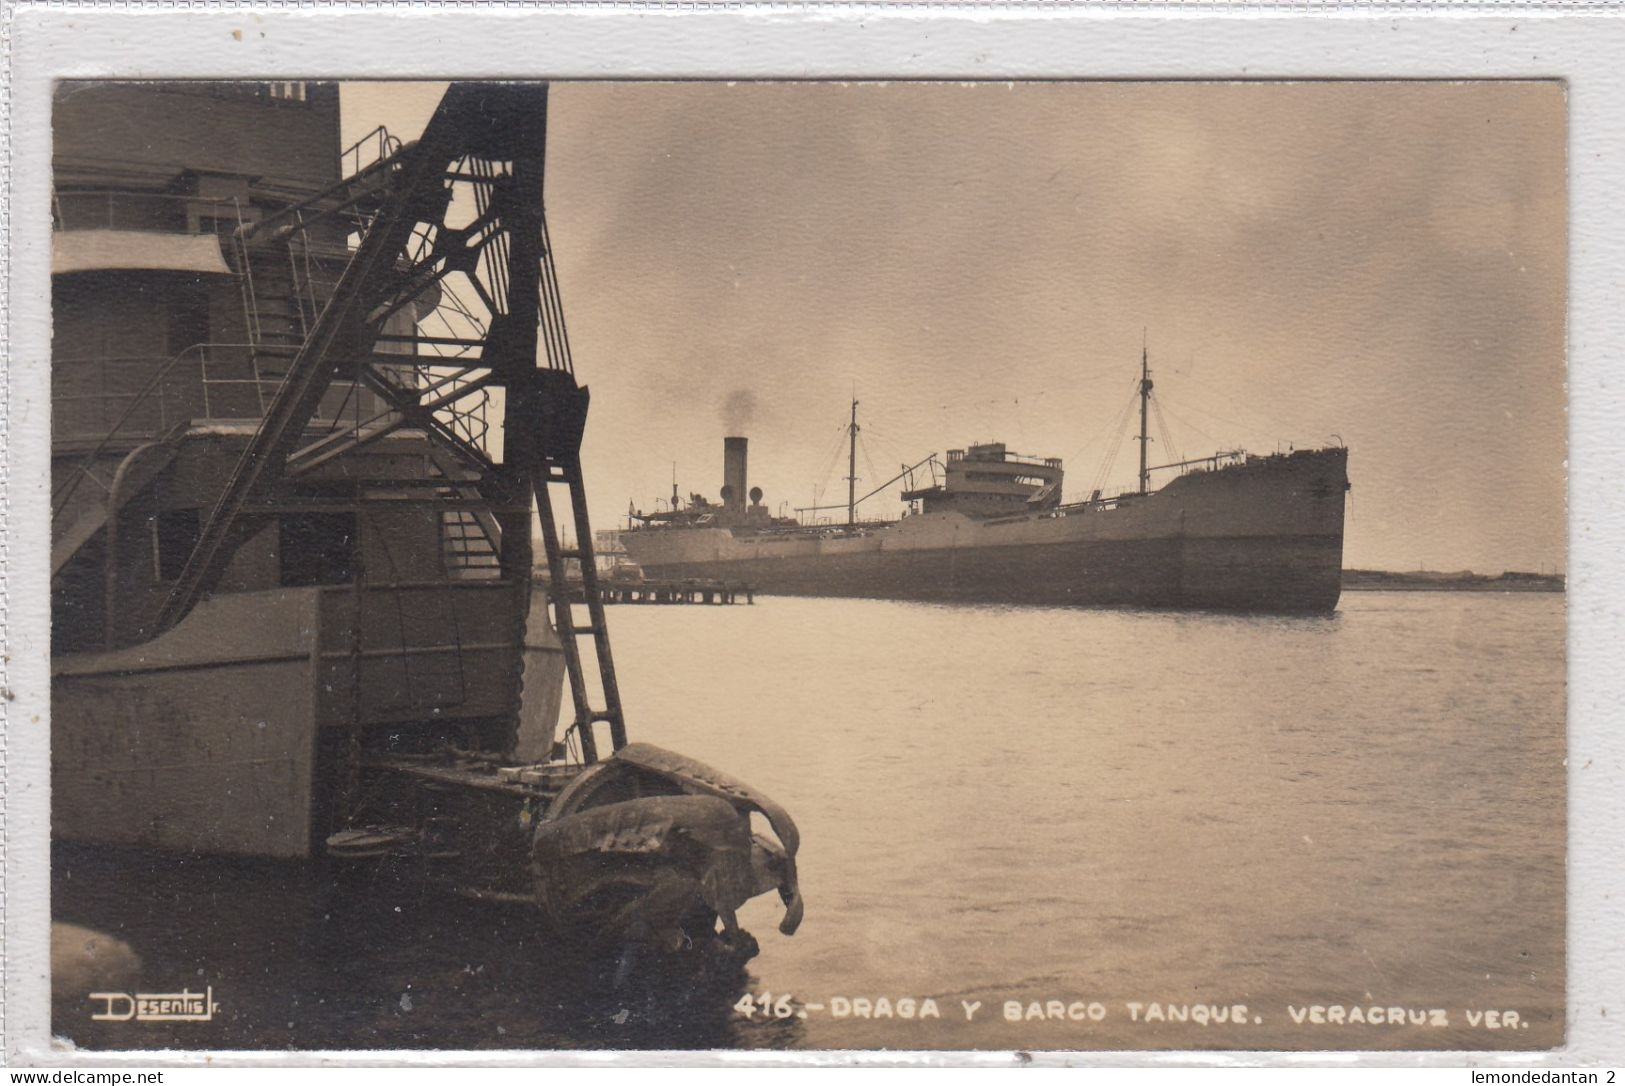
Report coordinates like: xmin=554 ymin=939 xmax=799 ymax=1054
xmin=39 ymin=73 xmax=1568 ymax=1056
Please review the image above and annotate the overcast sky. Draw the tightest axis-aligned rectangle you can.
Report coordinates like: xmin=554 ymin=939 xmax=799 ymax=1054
xmin=344 ymin=81 xmax=1566 ymax=574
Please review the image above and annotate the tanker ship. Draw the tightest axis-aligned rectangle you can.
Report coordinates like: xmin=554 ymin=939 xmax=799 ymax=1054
xmin=618 ymin=355 xmax=1350 ymax=614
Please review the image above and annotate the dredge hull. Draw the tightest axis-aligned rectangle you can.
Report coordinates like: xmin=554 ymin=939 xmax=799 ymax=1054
xmin=623 ymin=447 xmax=1348 ymax=614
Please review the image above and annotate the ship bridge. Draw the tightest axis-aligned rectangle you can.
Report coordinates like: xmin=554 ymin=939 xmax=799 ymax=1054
xmin=902 ymin=442 xmax=1064 ymax=516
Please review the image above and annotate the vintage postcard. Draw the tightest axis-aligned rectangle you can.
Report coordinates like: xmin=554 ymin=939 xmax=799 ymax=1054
xmin=5 ymin=4 xmax=1622 ymax=1072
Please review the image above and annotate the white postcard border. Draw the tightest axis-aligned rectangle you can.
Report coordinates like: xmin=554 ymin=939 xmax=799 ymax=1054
xmin=3 ymin=1 xmax=1620 ymax=1068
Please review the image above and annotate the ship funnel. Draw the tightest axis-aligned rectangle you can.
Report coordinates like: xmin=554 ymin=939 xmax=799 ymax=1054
xmin=724 ymin=437 xmax=748 ymax=514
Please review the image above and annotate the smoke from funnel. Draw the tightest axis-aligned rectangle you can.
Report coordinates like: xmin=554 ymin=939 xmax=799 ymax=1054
xmin=721 ymin=389 xmax=757 ymax=434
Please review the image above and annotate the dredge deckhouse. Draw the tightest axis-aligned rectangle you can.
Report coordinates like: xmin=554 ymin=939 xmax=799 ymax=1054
xmin=50 ymin=81 xmax=802 ymax=958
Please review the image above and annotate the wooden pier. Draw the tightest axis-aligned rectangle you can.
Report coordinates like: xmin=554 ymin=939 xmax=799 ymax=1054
xmin=600 ymin=580 xmax=753 ymax=605
xmin=554 ymin=579 xmax=755 ymax=605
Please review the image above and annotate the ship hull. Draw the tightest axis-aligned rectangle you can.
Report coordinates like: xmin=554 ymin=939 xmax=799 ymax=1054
xmin=622 ymin=448 xmax=1349 ymax=615
xmin=635 ymin=533 xmax=1341 ymax=613
xmin=52 ymin=583 xmax=565 ymax=859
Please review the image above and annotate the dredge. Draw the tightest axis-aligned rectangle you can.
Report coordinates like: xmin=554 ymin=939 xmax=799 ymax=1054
xmin=50 ymin=81 xmax=802 ymax=958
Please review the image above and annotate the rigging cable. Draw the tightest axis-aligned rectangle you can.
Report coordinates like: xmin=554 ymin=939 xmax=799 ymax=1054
xmin=858 ymin=435 xmax=882 ymax=508
xmin=809 ymin=421 xmax=851 ymax=510
xmin=1087 ymin=380 xmax=1143 ymax=500
xmin=1159 ymin=394 xmax=1283 ymax=449
xmin=1152 ymin=399 xmax=1226 ymax=454
xmin=1150 ymin=393 xmax=1183 ymax=469
xmin=1166 ymin=372 xmax=1300 ymax=446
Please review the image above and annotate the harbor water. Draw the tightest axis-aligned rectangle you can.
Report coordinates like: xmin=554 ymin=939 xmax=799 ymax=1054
xmin=53 ymin=591 xmax=1566 ymax=1052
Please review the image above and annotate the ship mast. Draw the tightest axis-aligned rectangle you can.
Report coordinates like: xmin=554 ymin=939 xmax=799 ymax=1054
xmin=846 ymin=397 xmax=860 ymax=526
xmin=1136 ymin=336 xmax=1153 ymax=494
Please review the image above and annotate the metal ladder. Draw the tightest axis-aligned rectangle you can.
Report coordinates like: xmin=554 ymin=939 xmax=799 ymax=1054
xmin=531 ymin=455 xmax=625 ymax=764
xmin=227 ymin=218 xmax=277 ymax=417
xmin=440 ymin=505 xmax=502 ymax=578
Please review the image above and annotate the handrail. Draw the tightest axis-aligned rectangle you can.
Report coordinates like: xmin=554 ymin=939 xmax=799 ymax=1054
xmin=52 ymin=340 xmax=343 ymax=516
xmin=54 ymin=345 xmax=496 ymax=520
xmin=1145 ymin=449 xmax=1247 ymax=475
xmin=410 ymin=363 xmax=491 ymax=449
xmin=242 ymin=142 xmax=407 ymax=244
xmin=51 ymin=342 xmax=223 ymax=520
xmin=950 ymin=447 xmax=1062 ymax=470
xmin=339 ymin=125 xmax=403 ymax=180
xmin=53 ymin=351 xmax=245 ymax=366
xmin=51 ymin=190 xmax=246 ymax=234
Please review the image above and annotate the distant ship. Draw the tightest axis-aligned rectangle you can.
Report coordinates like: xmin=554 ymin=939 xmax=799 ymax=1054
xmin=618 ymin=352 xmax=1350 ymax=614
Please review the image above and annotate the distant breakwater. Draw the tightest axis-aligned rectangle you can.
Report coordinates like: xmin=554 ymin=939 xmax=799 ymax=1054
xmin=1342 ymin=570 xmax=1564 ymax=592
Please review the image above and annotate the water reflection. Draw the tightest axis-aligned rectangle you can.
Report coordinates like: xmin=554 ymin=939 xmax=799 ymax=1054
xmin=52 ymin=592 xmax=1565 ymax=1052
